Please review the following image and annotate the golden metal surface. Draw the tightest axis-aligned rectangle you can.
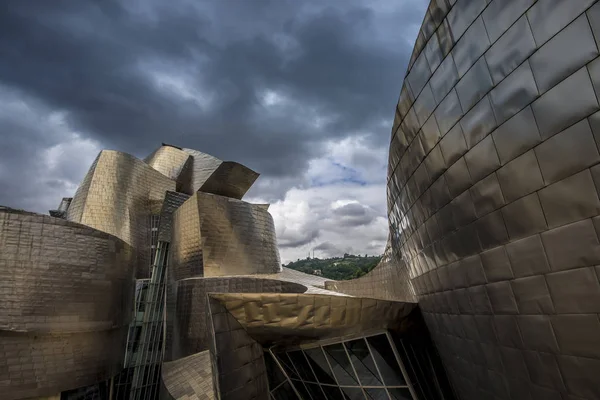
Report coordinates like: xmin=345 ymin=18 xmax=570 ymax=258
xmin=0 ymin=207 xmax=135 ymax=400
xmin=208 ymin=293 xmax=417 ymax=345
xmin=198 ymin=161 xmax=259 ymax=200
xmin=325 ymin=239 xmax=416 ymax=302
xmin=179 ymin=148 xmax=223 ymax=195
xmin=144 ymin=144 xmax=191 ymax=183
xmin=170 ymin=192 xmax=281 ymax=279
xmin=160 ymin=351 xmax=215 ymax=400
xmin=67 ymin=150 xmax=175 ymax=277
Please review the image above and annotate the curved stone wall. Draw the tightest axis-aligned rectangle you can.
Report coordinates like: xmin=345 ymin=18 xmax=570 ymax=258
xmin=386 ymin=1 xmax=600 ymax=399
xmin=169 ymin=277 xmax=306 ymax=360
xmin=67 ymin=150 xmax=175 ymax=277
xmin=0 ymin=207 xmax=135 ymax=399
xmin=170 ymin=192 xmax=281 ymax=279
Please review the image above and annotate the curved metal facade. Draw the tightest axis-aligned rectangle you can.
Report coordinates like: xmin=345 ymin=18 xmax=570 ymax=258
xmin=198 ymin=161 xmax=259 ymax=200
xmin=169 ymin=277 xmax=306 ymax=360
xmin=144 ymin=145 xmax=191 ymax=183
xmin=385 ymin=1 xmax=600 ymax=399
xmin=0 ymin=207 xmax=135 ymax=400
xmin=170 ymin=192 xmax=281 ymax=278
xmin=325 ymin=239 xmax=415 ymax=302
xmin=67 ymin=150 xmax=176 ymax=277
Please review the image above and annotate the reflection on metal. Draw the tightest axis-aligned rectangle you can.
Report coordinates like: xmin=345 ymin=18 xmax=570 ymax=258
xmin=160 ymin=351 xmax=215 ymax=400
xmin=179 ymin=148 xmax=223 ymax=195
xmin=0 ymin=207 xmax=135 ymax=400
xmin=371 ymin=1 xmax=600 ymax=399
xmin=208 ymin=293 xmax=417 ymax=345
xmin=198 ymin=161 xmax=259 ymax=200
xmin=170 ymin=192 xmax=281 ymax=278
xmin=66 ymin=150 xmax=175 ymax=278
xmin=325 ymin=239 xmax=416 ymax=302
xmin=144 ymin=144 xmax=191 ymax=185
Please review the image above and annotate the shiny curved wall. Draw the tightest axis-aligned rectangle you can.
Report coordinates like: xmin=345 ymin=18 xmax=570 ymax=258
xmin=387 ymin=1 xmax=600 ymax=399
xmin=325 ymin=239 xmax=415 ymax=302
xmin=198 ymin=161 xmax=259 ymax=200
xmin=144 ymin=145 xmax=191 ymax=184
xmin=67 ymin=150 xmax=175 ymax=277
xmin=170 ymin=192 xmax=281 ymax=279
xmin=0 ymin=208 xmax=135 ymax=400
xmin=179 ymin=148 xmax=223 ymax=195
xmin=169 ymin=277 xmax=306 ymax=360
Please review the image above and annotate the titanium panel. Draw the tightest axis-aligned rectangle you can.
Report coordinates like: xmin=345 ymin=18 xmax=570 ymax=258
xmin=531 ymin=66 xmax=599 ymax=139
xmin=484 ymin=15 xmax=537 ymax=84
xmin=491 ymin=105 xmax=542 ymax=165
xmin=179 ymin=148 xmax=223 ymax=195
xmin=446 ymin=0 xmax=487 ymax=41
xmin=198 ymin=161 xmax=259 ymax=200
xmin=429 ymin=54 xmax=459 ymax=104
xmin=488 ymin=60 xmax=538 ymax=124
xmin=451 ymin=17 xmax=490 ymax=77
xmin=526 ymin=0 xmax=596 ymax=46
xmin=535 ymin=14 xmax=599 ymax=90
xmin=0 ymin=208 xmax=134 ymax=400
xmin=144 ymin=144 xmax=191 ymax=186
xmin=481 ymin=0 xmax=533 ymax=43
xmin=455 ymin=57 xmax=493 ymax=112
xmin=434 ymin=88 xmax=463 ymax=136
xmin=160 ymin=351 xmax=214 ymax=400
xmin=459 ymin=94 xmax=497 ymax=149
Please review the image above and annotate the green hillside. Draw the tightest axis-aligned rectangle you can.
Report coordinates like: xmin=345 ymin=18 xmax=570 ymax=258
xmin=284 ymin=253 xmax=381 ymax=281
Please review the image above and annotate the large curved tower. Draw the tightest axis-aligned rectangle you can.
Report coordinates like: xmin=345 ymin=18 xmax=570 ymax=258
xmin=382 ymin=1 xmax=600 ymax=399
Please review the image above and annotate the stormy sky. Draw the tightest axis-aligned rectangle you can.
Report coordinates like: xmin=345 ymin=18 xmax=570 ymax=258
xmin=0 ymin=0 xmax=426 ymax=263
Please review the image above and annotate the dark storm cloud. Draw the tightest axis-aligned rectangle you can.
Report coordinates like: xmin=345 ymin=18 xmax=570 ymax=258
xmin=0 ymin=0 xmax=425 ymax=210
xmin=277 ymin=228 xmax=320 ymax=249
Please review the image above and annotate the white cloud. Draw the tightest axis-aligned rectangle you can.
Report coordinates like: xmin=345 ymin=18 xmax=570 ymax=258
xmin=247 ymin=134 xmax=390 ymax=263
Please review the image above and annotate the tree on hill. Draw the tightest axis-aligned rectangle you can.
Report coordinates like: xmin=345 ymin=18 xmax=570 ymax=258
xmin=284 ymin=253 xmax=382 ymax=280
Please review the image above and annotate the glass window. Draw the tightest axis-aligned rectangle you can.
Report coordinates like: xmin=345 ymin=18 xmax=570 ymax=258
xmin=388 ymin=388 xmax=413 ymax=400
xmin=276 ymin=353 xmax=300 ymax=380
xmin=320 ymin=385 xmax=347 ymax=399
xmin=272 ymin=381 xmax=300 ymax=400
xmin=306 ymin=382 xmax=325 ymax=399
xmin=366 ymin=334 xmax=407 ymax=386
xmin=344 ymin=339 xmax=383 ymax=386
xmin=291 ymin=380 xmax=312 ymax=400
xmin=341 ymin=387 xmax=366 ymax=400
xmin=265 ymin=352 xmax=287 ymax=389
xmin=364 ymin=388 xmax=389 ymax=400
xmin=304 ymin=348 xmax=336 ymax=384
xmin=288 ymin=350 xmax=317 ymax=382
xmin=323 ymin=343 xmax=360 ymax=385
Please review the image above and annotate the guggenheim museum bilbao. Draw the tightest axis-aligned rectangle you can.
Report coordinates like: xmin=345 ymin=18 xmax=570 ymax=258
xmin=2 ymin=0 xmax=600 ymax=400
